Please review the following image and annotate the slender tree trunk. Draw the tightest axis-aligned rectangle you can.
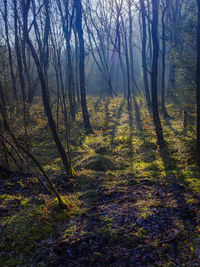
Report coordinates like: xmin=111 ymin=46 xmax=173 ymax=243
xmin=147 ymin=0 xmax=153 ymax=68
xmin=74 ymin=27 xmax=80 ymax=103
xmin=128 ymin=0 xmax=134 ymax=95
xmin=55 ymin=66 xmax=60 ymax=131
xmin=139 ymin=0 xmax=152 ymax=112
xmin=75 ymin=0 xmax=93 ymax=133
xmin=161 ymin=6 xmax=168 ymax=116
xmin=22 ymin=0 xmax=72 ymax=176
xmin=167 ymin=0 xmax=179 ymax=96
xmin=21 ymin=40 xmax=33 ymax=105
xmin=0 ymin=88 xmax=65 ymax=208
xmin=66 ymin=34 xmax=76 ymax=120
xmin=122 ymin=20 xmax=131 ymax=106
xmin=13 ymin=0 xmax=28 ymax=149
xmin=3 ymin=0 xmax=18 ymax=101
xmin=56 ymin=0 xmax=76 ymax=120
xmin=196 ymin=0 xmax=200 ymax=165
xmin=151 ymin=0 xmax=165 ymax=148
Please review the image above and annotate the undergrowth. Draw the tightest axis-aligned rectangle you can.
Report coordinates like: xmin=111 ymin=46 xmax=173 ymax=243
xmin=1 ymin=96 xmax=200 ymax=265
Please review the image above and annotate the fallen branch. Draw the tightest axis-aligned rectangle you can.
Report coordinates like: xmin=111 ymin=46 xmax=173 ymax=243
xmin=0 ymin=134 xmax=66 ymax=209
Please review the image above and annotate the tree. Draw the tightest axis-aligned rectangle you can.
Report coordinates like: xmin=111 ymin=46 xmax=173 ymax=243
xmin=196 ymin=0 xmax=200 ymax=165
xmin=75 ymin=0 xmax=93 ymax=134
xmin=3 ymin=0 xmax=18 ymax=101
xmin=139 ymin=0 xmax=152 ymax=112
xmin=85 ymin=0 xmax=117 ymax=97
xmin=56 ymin=0 xmax=76 ymax=120
xmin=151 ymin=0 xmax=165 ymax=148
xmin=161 ymin=0 xmax=169 ymax=116
xmin=22 ymin=0 xmax=72 ymax=176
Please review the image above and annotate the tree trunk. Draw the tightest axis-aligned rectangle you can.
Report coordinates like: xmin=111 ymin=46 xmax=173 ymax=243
xmin=13 ymin=0 xmax=28 ymax=149
xmin=151 ymin=0 xmax=165 ymax=148
xmin=75 ymin=0 xmax=93 ymax=134
xmin=196 ymin=0 xmax=200 ymax=165
xmin=3 ymin=0 xmax=18 ymax=101
xmin=128 ymin=0 xmax=135 ymax=95
xmin=74 ymin=26 xmax=80 ymax=102
xmin=161 ymin=5 xmax=168 ymax=116
xmin=66 ymin=33 xmax=76 ymax=120
xmin=139 ymin=0 xmax=152 ymax=112
xmin=22 ymin=0 xmax=72 ymax=176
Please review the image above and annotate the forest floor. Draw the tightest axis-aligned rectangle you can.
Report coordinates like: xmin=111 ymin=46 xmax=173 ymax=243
xmin=0 ymin=97 xmax=200 ymax=266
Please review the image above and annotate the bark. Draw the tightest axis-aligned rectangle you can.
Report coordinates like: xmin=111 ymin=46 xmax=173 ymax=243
xmin=22 ymin=0 xmax=72 ymax=176
xmin=13 ymin=0 xmax=28 ymax=149
xmin=75 ymin=0 xmax=93 ymax=133
xmin=121 ymin=18 xmax=131 ymax=106
xmin=139 ymin=0 xmax=152 ymax=112
xmin=161 ymin=4 xmax=168 ymax=116
xmin=151 ymin=0 xmax=165 ymax=148
xmin=128 ymin=0 xmax=135 ymax=95
xmin=167 ymin=0 xmax=181 ymax=95
xmin=56 ymin=0 xmax=76 ymax=120
xmin=3 ymin=0 xmax=18 ymax=100
xmin=74 ymin=26 xmax=80 ymax=102
xmin=196 ymin=0 xmax=200 ymax=165
xmin=21 ymin=40 xmax=34 ymax=105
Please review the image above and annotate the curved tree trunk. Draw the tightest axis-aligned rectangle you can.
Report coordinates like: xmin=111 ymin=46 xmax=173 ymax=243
xmin=22 ymin=0 xmax=72 ymax=176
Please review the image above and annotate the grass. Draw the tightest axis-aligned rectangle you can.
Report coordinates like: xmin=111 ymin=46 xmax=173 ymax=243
xmin=1 ymin=96 xmax=200 ymax=265
xmin=0 ymin=193 xmax=84 ymax=265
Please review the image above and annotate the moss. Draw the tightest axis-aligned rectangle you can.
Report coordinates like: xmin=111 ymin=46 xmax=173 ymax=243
xmin=119 ymin=233 xmax=141 ymax=247
xmin=20 ymin=198 xmax=29 ymax=206
xmin=1 ymin=209 xmax=48 ymax=255
xmin=83 ymin=134 xmax=110 ymax=153
xmin=52 ymin=195 xmax=84 ymax=218
xmin=0 ymin=194 xmax=30 ymax=208
xmin=179 ymin=168 xmax=200 ymax=193
xmin=148 ymin=161 xmax=164 ymax=172
xmin=85 ymin=155 xmax=115 ymax=171
xmin=75 ymin=169 xmax=99 ymax=191
xmin=2 ymin=96 xmax=200 ymax=265
xmin=136 ymin=227 xmax=147 ymax=238
xmin=101 ymin=215 xmax=113 ymax=227
xmin=93 ymin=251 xmax=102 ymax=258
xmin=0 ymin=192 xmax=84 ymax=265
xmin=79 ymin=190 xmax=100 ymax=205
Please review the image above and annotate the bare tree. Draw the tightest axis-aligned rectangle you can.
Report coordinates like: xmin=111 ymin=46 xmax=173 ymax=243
xmin=151 ymin=0 xmax=165 ymax=148
xmin=196 ymin=0 xmax=200 ymax=165
xmin=3 ymin=0 xmax=18 ymax=100
xmin=75 ymin=0 xmax=93 ymax=133
xmin=161 ymin=0 xmax=168 ymax=116
xmin=22 ymin=0 xmax=72 ymax=176
xmin=139 ymin=0 xmax=152 ymax=111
